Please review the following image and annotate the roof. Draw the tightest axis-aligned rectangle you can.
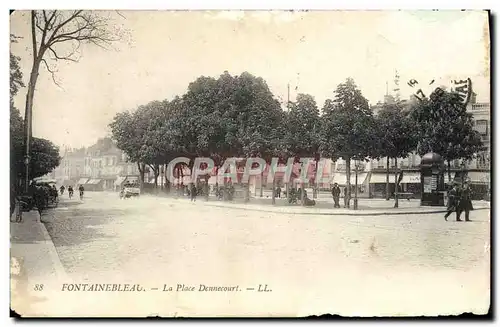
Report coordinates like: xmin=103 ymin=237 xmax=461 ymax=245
xmin=421 ymin=152 xmax=444 ymax=165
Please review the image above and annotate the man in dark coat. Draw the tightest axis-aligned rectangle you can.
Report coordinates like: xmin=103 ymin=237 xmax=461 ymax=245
xmin=444 ymin=184 xmax=461 ymax=221
xmin=190 ymin=183 xmax=197 ymax=202
xmin=458 ymin=182 xmax=473 ymax=221
xmin=331 ymin=183 xmax=341 ymax=208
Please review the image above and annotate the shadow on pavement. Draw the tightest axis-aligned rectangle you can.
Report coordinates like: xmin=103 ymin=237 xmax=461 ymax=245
xmin=42 ymin=200 xmax=123 ymax=247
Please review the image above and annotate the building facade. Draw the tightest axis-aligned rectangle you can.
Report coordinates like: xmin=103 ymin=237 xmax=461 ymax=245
xmin=53 ymin=137 xmax=139 ymax=190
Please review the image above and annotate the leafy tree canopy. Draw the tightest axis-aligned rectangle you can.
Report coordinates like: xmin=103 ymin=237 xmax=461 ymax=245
xmin=411 ymin=89 xmax=484 ymax=162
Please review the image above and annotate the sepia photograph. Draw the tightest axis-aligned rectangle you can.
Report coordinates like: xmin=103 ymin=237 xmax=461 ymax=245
xmin=9 ymin=8 xmax=491 ymax=318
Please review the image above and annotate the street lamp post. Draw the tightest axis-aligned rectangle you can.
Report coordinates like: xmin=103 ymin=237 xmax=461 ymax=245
xmin=24 ymin=155 xmax=30 ymax=193
xmin=354 ymin=160 xmax=359 ymax=210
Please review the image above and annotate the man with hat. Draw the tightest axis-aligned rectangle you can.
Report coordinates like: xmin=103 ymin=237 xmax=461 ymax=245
xmin=444 ymin=183 xmax=461 ymax=221
xmin=458 ymin=182 xmax=474 ymax=221
xmin=331 ymin=183 xmax=341 ymax=208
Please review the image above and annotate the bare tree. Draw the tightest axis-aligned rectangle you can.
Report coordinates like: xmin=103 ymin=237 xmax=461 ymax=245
xmin=22 ymin=10 xmax=122 ymax=192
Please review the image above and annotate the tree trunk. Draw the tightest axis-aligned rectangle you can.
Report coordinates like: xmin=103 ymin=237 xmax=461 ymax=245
xmin=260 ymin=171 xmax=264 ymax=197
xmin=285 ymin=182 xmax=289 ymax=201
xmin=164 ymin=163 xmax=170 ymax=193
xmin=385 ymin=157 xmax=390 ymax=200
xmin=137 ymin=162 xmax=145 ymax=191
xmin=346 ymin=157 xmax=351 ymax=208
xmin=394 ymin=158 xmax=399 ymax=208
xmin=23 ymin=65 xmax=43 ymax=192
xmin=204 ymin=175 xmax=209 ymax=200
xmin=22 ymin=12 xmax=46 ymax=193
xmin=180 ymin=165 xmax=184 ymax=194
xmin=244 ymin=182 xmax=250 ymax=203
xmin=447 ymin=160 xmax=452 ymax=185
xmin=154 ymin=165 xmax=159 ymax=194
xmin=314 ymin=160 xmax=319 ymax=199
xmin=215 ymin=166 xmax=219 ymax=190
xmin=301 ymin=181 xmax=306 ymax=206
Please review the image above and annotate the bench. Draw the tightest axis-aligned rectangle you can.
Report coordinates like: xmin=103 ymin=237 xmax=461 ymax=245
xmin=394 ymin=192 xmax=415 ymax=200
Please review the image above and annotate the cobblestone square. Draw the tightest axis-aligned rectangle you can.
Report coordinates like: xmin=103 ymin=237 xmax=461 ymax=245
xmin=39 ymin=192 xmax=490 ymax=316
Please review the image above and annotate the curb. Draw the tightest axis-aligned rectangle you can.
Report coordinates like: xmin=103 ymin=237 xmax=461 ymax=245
xmin=198 ymin=202 xmax=490 ymax=216
xmin=38 ymin=222 xmax=68 ymax=281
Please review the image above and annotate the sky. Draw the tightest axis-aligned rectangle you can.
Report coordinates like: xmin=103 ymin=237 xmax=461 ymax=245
xmin=10 ymin=10 xmax=490 ymax=149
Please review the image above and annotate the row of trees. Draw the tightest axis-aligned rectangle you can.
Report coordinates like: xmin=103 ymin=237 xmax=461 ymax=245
xmin=110 ymin=71 xmax=484 ymax=207
xmin=10 ymin=34 xmax=61 ymax=193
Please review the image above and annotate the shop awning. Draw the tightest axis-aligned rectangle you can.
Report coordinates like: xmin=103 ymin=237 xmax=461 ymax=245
xmin=332 ymin=173 xmax=367 ymax=186
xmin=114 ymin=176 xmax=126 ymax=186
xmin=400 ymin=172 xmax=420 ymax=184
xmin=467 ymin=171 xmax=490 ymax=184
xmin=86 ymin=179 xmax=102 ymax=185
xmin=370 ymin=173 xmax=389 ymax=184
xmin=77 ymin=178 xmax=89 ymax=185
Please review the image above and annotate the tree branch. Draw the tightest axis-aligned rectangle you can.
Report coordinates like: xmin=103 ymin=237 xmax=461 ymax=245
xmin=47 ymin=45 xmax=79 ymax=62
xmin=41 ymin=59 xmax=63 ymax=89
xmin=115 ymin=10 xmax=126 ymax=20
xmin=47 ymin=10 xmax=83 ymax=45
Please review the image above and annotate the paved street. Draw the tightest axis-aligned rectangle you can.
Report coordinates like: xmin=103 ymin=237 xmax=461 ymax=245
xmin=41 ymin=192 xmax=490 ymax=316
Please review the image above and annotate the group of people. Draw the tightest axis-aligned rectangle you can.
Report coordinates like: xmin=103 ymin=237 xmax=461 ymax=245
xmin=33 ymin=183 xmax=58 ymax=215
xmin=59 ymin=184 xmax=85 ymax=200
xmin=444 ymin=182 xmax=474 ymax=222
xmin=186 ymin=183 xmax=236 ymax=201
xmin=331 ymin=183 xmax=350 ymax=208
xmin=286 ymin=187 xmax=316 ymax=206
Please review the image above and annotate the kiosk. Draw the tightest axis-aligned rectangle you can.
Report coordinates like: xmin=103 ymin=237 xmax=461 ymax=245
xmin=420 ymin=152 xmax=445 ymax=206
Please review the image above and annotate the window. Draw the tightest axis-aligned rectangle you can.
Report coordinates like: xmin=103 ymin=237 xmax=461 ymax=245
xmin=475 ymin=120 xmax=488 ymax=136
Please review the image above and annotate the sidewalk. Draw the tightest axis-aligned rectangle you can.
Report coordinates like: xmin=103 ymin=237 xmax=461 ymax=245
xmin=158 ymin=193 xmax=491 ymax=216
xmin=10 ymin=210 xmax=68 ymax=316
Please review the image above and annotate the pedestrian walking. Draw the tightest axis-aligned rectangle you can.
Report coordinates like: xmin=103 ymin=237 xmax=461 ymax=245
xmin=458 ymin=182 xmax=474 ymax=221
xmin=190 ymin=183 xmax=197 ymax=202
xmin=78 ymin=184 xmax=85 ymax=200
xmin=444 ymin=183 xmax=461 ymax=221
xmin=331 ymin=183 xmax=341 ymax=208
xmin=276 ymin=186 xmax=282 ymax=198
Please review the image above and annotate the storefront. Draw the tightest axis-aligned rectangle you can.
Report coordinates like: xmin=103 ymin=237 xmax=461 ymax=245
xmin=85 ymin=179 xmax=104 ymax=191
xmin=467 ymin=171 xmax=490 ymax=200
xmin=400 ymin=172 xmax=421 ymax=197
xmin=368 ymin=171 xmax=421 ymax=198
xmin=369 ymin=173 xmax=390 ymax=198
xmin=332 ymin=172 xmax=369 ymax=198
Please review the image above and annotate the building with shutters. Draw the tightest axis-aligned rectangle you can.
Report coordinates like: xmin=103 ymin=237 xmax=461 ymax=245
xmin=52 ymin=137 xmax=139 ymax=190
